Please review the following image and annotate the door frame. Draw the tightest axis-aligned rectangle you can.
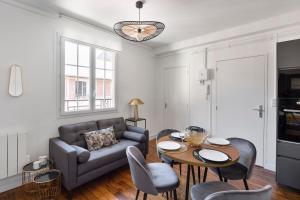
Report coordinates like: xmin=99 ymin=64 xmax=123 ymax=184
xmin=163 ymin=65 xmax=190 ymax=129
xmin=214 ymin=54 xmax=268 ymax=167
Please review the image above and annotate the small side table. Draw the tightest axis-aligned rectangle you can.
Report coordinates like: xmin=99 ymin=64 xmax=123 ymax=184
xmin=34 ymin=169 xmax=61 ymax=200
xmin=125 ymin=117 xmax=146 ymax=129
xmin=22 ymin=159 xmax=53 ymax=196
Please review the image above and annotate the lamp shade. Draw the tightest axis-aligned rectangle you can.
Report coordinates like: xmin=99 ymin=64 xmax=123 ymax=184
xmin=129 ymin=98 xmax=144 ymax=106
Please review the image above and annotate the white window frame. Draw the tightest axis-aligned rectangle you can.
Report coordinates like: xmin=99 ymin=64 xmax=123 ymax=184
xmin=60 ymin=36 xmax=117 ymax=116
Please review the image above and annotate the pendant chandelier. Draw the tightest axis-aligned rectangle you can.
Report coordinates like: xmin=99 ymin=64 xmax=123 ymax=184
xmin=113 ymin=1 xmax=165 ymax=42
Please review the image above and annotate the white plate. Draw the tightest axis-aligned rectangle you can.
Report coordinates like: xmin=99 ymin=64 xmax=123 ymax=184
xmin=207 ymin=137 xmax=230 ymax=146
xmin=157 ymin=141 xmax=181 ymax=151
xmin=198 ymin=149 xmax=229 ymax=162
xmin=171 ymin=132 xmax=185 ymax=139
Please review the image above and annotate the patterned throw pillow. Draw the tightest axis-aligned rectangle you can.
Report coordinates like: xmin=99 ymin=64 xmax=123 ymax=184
xmin=98 ymin=126 xmax=118 ymax=147
xmin=84 ymin=126 xmax=118 ymax=151
xmin=84 ymin=131 xmax=104 ymax=151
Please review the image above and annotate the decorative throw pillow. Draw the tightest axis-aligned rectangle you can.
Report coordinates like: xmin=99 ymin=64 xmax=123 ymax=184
xmin=84 ymin=131 xmax=104 ymax=151
xmin=98 ymin=126 xmax=118 ymax=147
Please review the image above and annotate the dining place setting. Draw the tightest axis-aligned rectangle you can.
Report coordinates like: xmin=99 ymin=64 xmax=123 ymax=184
xmin=156 ymin=127 xmax=242 ymax=200
xmin=126 ymin=127 xmax=271 ymax=200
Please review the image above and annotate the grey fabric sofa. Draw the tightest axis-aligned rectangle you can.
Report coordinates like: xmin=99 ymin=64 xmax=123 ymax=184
xmin=49 ymin=117 xmax=149 ymax=199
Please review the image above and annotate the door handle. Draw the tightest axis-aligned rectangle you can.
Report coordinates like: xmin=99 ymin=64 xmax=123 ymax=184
xmin=252 ymin=105 xmax=264 ymax=118
xmin=164 ymin=102 xmax=168 ymax=109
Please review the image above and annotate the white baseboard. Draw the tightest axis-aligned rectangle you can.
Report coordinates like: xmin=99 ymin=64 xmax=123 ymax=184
xmin=264 ymin=163 xmax=276 ymax=172
xmin=0 ymin=174 xmax=22 ymax=193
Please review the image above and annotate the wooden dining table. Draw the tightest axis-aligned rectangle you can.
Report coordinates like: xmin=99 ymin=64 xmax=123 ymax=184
xmin=157 ymin=135 xmax=240 ymax=200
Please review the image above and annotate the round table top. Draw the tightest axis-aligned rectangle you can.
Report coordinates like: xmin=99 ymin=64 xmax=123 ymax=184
xmin=23 ymin=159 xmax=52 ymax=172
xmin=157 ymin=135 xmax=240 ymax=168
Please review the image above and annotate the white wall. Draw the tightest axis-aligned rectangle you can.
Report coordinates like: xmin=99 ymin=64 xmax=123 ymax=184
xmin=154 ymin=21 xmax=300 ymax=171
xmin=0 ymin=2 xmax=156 ymax=165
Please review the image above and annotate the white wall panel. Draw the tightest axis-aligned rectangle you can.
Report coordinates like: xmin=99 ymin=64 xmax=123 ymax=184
xmin=7 ymin=133 xmax=18 ymax=177
xmin=17 ymin=132 xmax=27 ymax=173
xmin=0 ymin=133 xmax=7 ymax=179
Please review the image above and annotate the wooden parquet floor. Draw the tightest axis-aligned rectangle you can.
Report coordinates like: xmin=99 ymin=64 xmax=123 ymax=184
xmin=1 ymin=139 xmax=300 ymax=200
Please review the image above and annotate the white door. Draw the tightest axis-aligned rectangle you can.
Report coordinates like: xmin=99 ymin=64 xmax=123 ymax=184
xmin=216 ymin=56 xmax=265 ymax=166
xmin=164 ymin=66 xmax=189 ymax=130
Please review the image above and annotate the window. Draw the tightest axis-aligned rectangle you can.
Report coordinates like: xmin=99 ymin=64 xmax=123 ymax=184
xmin=61 ymin=37 xmax=116 ymax=114
xmin=75 ymin=81 xmax=87 ymax=97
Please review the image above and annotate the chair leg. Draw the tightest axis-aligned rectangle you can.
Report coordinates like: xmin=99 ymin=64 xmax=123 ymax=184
xmin=67 ymin=190 xmax=72 ymax=200
xmin=203 ymin=167 xmax=208 ymax=183
xmin=217 ymin=168 xmax=223 ymax=182
xmin=197 ymin=166 xmax=201 ymax=183
xmin=143 ymin=193 xmax=147 ymax=200
xmin=243 ymin=179 xmax=249 ymax=190
xmin=185 ymin=165 xmax=191 ymax=200
xmin=224 ymin=178 xmax=228 ymax=182
xmin=135 ymin=190 xmax=140 ymax=200
xmin=191 ymin=166 xmax=196 ymax=184
xmin=166 ymin=192 xmax=169 ymax=200
xmin=179 ymin=163 xmax=182 ymax=175
xmin=173 ymin=190 xmax=178 ymax=200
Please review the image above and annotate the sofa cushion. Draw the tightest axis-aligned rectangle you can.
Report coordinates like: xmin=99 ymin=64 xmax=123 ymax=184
xmin=97 ymin=117 xmax=126 ymax=140
xmin=72 ymin=145 xmax=90 ymax=163
xmin=123 ymin=131 xmax=146 ymax=142
xmin=58 ymin=121 xmax=98 ymax=148
xmin=78 ymin=139 xmax=140 ymax=176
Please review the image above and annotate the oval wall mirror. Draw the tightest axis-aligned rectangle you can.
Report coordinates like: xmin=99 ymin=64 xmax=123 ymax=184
xmin=9 ymin=65 xmax=23 ymax=97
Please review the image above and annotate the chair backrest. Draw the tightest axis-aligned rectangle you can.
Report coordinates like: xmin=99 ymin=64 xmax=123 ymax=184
xmin=205 ymin=185 xmax=272 ymax=200
xmin=126 ymin=146 xmax=158 ymax=195
xmin=156 ymin=129 xmax=179 ymax=158
xmin=228 ymin=138 xmax=257 ymax=179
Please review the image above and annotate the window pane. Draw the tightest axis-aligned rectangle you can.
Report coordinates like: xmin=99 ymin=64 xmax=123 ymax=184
xmin=95 ymin=69 xmax=104 ymax=110
xmin=95 ymin=49 xmax=104 ymax=68
xmin=64 ymin=76 xmax=77 ymax=112
xmin=105 ymin=70 xmax=115 ymax=109
xmin=105 ymin=52 xmax=114 ymax=70
xmin=78 ymin=45 xmax=90 ymax=67
xmin=65 ymin=41 xmax=77 ymax=65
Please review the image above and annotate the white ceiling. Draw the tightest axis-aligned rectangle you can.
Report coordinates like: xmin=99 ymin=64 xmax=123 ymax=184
xmin=12 ymin=0 xmax=300 ymax=48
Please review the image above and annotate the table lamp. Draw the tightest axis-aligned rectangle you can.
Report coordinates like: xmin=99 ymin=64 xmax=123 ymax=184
xmin=129 ymin=98 xmax=144 ymax=120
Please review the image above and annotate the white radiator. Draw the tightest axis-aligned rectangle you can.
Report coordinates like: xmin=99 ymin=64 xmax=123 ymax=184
xmin=0 ymin=132 xmax=27 ymax=179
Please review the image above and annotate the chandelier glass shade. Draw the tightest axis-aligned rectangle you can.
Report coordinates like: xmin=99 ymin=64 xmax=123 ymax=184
xmin=113 ymin=1 xmax=165 ymax=42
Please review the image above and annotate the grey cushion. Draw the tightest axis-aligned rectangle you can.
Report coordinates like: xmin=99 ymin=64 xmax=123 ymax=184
xmin=78 ymin=139 xmax=141 ymax=175
xmin=58 ymin=121 xmax=98 ymax=148
xmin=97 ymin=117 xmax=126 ymax=140
xmin=146 ymin=163 xmax=180 ymax=193
xmin=71 ymin=145 xmax=90 ymax=163
xmin=211 ymin=163 xmax=248 ymax=180
xmin=123 ymin=131 xmax=146 ymax=142
xmin=191 ymin=182 xmax=237 ymax=200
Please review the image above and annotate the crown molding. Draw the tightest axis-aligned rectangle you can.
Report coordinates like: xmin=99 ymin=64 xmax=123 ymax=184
xmin=154 ymin=9 xmax=300 ymax=55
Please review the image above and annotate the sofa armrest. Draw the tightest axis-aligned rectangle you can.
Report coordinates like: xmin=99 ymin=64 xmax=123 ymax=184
xmin=49 ymin=137 xmax=77 ymax=191
xmin=126 ymin=125 xmax=149 ymax=155
xmin=123 ymin=131 xmax=146 ymax=142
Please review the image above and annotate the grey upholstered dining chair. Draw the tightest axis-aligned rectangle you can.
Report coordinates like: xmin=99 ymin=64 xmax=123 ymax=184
xmin=156 ymin=129 xmax=183 ymax=174
xmin=190 ymin=181 xmax=272 ymax=200
xmin=204 ymin=138 xmax=256 ymax=190
xmin=126 ymin=146 xmax=180 ymax=200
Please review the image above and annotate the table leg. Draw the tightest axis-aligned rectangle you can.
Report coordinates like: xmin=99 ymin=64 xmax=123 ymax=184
xmin=198 ymin=166 xmax=201 ymax=183
xmin=191 ymin=166 xmax=196 ymax=184
xmin=217 ymin=168 xmax=223 ymax=181
xmin=185 ymin=165 xmax=191 ymax=200
xmin=203 ymin=167 xmax=208 ymax=183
